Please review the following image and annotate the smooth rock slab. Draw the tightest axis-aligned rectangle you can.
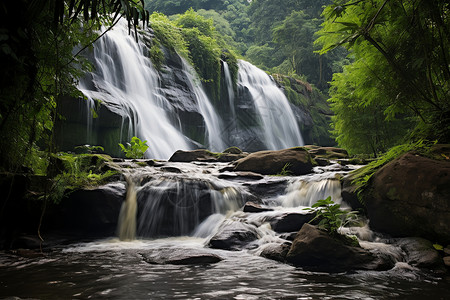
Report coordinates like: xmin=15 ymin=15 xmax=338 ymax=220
xmin=141 ymin=247 xmax=223 ymax=265
xmin=270 ymin=213 xmax=315 ymax=233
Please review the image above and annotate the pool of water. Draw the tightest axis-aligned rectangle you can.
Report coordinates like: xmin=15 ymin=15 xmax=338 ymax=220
xmin=1 ymin=238 xmax=449 ymax=299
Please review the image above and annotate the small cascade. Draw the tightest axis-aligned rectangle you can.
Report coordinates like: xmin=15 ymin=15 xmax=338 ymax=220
xmin=137 ymin=176 xmax=246 ymax=238
xmin=280 ymin=179 xmax=343 ymax=207
xmin=180 ymin=58 xmax=226 ymax=152
xmin=78 ymin=19 xmax=191 ymax=159
xmin=118 ymin=176 xmax=137 ymax=241
xmin=237 ymin=60 xmax=304 ymax=149
xmin=223 ymin=61 xmax=236 ymax=121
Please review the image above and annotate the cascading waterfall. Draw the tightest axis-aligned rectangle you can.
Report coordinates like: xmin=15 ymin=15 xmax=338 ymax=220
xmin=118 ymin=176 xmax=137 ymax=241
xmin=280 ymin=179 xmax=343 ymax=207
xmin=237 ymin=60 xmax=304 ymax=149
xmin=223 ymin=61 xmax=236 ymax=121
xmin=180 ymin=58 xmax=226 ymax=152
xmin=78 ymin=19 xmax=191 ymax=159
xmin=136 ymin=176 xmax=246 ymax=238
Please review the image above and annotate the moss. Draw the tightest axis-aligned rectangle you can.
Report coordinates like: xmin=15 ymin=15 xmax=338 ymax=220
xmin=223 ymin=146 xmax=242 ymax=154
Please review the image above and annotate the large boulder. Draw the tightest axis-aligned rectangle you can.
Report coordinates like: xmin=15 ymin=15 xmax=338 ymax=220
xmin=169 ymin=149 xmax=246 ymax=163
xmin=286 ymin=224 xmax=375 ymax=272
xmin=233 ymin=147 xmax=315 ymax=175
xmin=304 ymin=146 xmax=349 ymax=159
xmin=45 ymin=182 xmax=126 ymax=238
xmin=270 ymin=212 xmax=315 ymax=233
xmin=207 ymin=219 xmax=260 ymax=251
xmin=364 ymin=152 xmax=450 ymax=243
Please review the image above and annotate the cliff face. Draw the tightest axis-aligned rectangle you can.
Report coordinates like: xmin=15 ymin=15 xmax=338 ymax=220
xmin=274 ymin=74 xmax=335 ymax=147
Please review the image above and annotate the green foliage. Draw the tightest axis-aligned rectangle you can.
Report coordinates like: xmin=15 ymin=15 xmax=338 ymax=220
xmin=149 ymin=12 xmax=189 ymax=59
xmin=277 ymin=163 xmax=293 ymax=176
xmin=119 ymin=136 xmax=149 ymax=159
xmin=317 ymin=0 xmax=450 ymax=143
xmin=303 ymin=196 xmax=358 ymax=235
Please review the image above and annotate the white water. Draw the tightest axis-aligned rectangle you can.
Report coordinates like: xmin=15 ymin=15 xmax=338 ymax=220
xmin=223 ymin=61 xmax=236 ymax=121
xmin=237 ymin=60 xmax=304 ymax=149
xmin=78 ymin=19 xmax=191 ymax=159
xmin=117 ymin=176 xmax=137 ymax=240
xmin=180 ymin=58 xmax=226 ymax=152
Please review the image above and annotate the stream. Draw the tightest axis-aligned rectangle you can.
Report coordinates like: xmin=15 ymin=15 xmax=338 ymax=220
xmin=1 ymin=161 xmax=449 ymax=299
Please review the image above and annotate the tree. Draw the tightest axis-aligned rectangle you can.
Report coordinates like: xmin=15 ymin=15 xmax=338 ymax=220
xmin=316 ymin=0 xmax=450 ymax=143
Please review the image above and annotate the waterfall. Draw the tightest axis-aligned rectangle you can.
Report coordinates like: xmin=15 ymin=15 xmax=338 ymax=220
xmin=280 ymin=179 xmax=343 ymax=207
xmin=136 ymin=177 xmax=245 ymax=238
xmin=180 ymin=58 xmax=225 ymax=152
xmin=118 ymin=176 xmax=137 ymax=241
xmin=78 ymin=19 xmax=191 ymax=159
xmin=237 ymin=60 xmax=304 ymax=149
xmin=223 ymin=61 xmax=236 ymax=121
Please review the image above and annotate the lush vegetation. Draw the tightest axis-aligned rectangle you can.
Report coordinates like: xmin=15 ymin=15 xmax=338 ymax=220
xmin=317 ymin=0 xmax=450 ymax=154
xmin=304 ymin=196 xmax=358 ymax=235
xmin=119 ymin=137 xmax=149 ymax=159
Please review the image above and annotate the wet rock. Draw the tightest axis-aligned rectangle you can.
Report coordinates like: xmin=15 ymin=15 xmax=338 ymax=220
xmin=10 ymin=236 xmax=42 ymax=250
xmin=233 ymin=147 xmax=315 ymax=175
xmin=259 ymin=242 xmax=291 ymax=262
xmin=243 ymin=202 xmax=273 ymax=213
xmin=396 ymin=237 xmax=444 ymax=269
xmin=279 ymin=232 xmax=298 ymax=241
xmin=169 ymin=149 xmax=217 ymax=162
xmin=314 ymin=157 xmax=330 ymax=166
xmin=207 ymin=219 xmax=260 ymax=251
xmin=141 ymin=248 xmax=222 ymax=265
xmin=444 ymin=256 xmax=450 ymax=267
xmin=160 ymin=166 xmax=182 ymax=173
xmin=444 ymin=246 xmax=450 ymax=256
xmin=305 ymin=146 xmax=349 ymax=159
xmin=45 ymin=182 xmax=126 ymax=238
xmin=364 ymin=152 xmax=450 ymax=243
xmin=246 ymin=178 xmax=289 ymax=200
xmin=270 ymin=213 xmax=315 ymax=233
xmin=223 ymin=147 xmax=243 ymax=154
xmin=286 ymin=224 xmax=375 ymax=272
xmin=341 ymin=174 xmax=365 ymax=211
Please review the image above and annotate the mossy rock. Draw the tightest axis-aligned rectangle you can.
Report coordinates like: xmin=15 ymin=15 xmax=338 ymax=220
xmin=223 ymin=146 xmax=243 ymax=154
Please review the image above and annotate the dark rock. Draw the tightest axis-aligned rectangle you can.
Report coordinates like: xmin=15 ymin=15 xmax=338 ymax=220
xmin=217 ymin=153 xmax=248 ymax=162
xmin=444 ymin=256 xmax=450 ymax=267
xmin=207 ymin=219 xmax=260 ymax=251
xmin=341 ymin=174 xmax=365 ymax=211
xmin=305 ymin=146 xmax=349 ymax=159
xmin=169 ymin=149 xmax=217 ymax=162
xmin=259 ymin=242 xmax=291 ymax=262
xmin=286 ymin=224 xmax=375 ymax=272
xmin=396 ymin=237 xmax=444 ymax=269
xmin=233 ymin=147 xmax=315 ymax=175
xmin=243 ymin=202 xmax=273 ymax=213
xmin=223 ymin=147 xmax=243 ymax=154
xmin=364 ymin=152 xmax=450 ymax=243
xmin=279 ymin=232 xmax=299 ymax=241
xmin=10 ymin=236 xmax=42 ymax=250
xmin=270 ymin=213 xmax=315 ymax=233
xmin=160 ymin=166 xmax=182 ymax=173
xmin=45 ymin=182 xmax=126 ymax=238
xmin=246 ymin=178 xmax=289 ymax=201
xmin=141 ymin=248 xmax=222 ymax=265
xmin=315 ymin=157 xmax=330 ymax=166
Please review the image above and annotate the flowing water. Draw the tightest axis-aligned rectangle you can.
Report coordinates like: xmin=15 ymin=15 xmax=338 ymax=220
xmin=75 ymin=21 xmax=305 ymax=158
xmin=237 ymin=60 xmax=304 ymax=150
xmin=1 ymin=162 xmax=449 ymax=299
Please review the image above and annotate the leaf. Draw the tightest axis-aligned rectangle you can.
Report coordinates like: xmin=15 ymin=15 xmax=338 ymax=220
xmin=433 ymin=243 xmax=443 ymax=251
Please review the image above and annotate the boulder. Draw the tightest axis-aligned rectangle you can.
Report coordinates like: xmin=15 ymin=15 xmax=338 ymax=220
xmin=169 ymin=149 xmax=218 ymax=162
xmin=270 ymin=213 xmax=315 ymax=233
xmin=304 ymin=146 xmax=349 ymax=159
xmin=45 ymin=182 xmax=126 ymax=237
xmin=259 ymin=242 xmax=291 ymax=262
xmin=243 ymin=202 xmax=273 ymax=213
xmin=169 ymin=149 xmax=246 ymax=163
xmin=207 ymin=219 xmax=260 ymax=251
xmin=141 ymin=247 xmax=222 ymax=265
xmin=286 ymin=224 xmax=375 ymax=272
xmin=233 ymin=147 xmax=315 ymax=175
xmin=223 ymin=147 xmax=243 ymax=154
xmin=364 ymin=152 xmax=450 ymax=243
xmin=396 ymin=237 xmax=444 ymax=270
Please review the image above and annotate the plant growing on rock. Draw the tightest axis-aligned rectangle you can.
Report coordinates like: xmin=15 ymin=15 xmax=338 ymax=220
xmin=119 ymin=136 xmax=149 ymax=159
xmin=303 ymin=196 xmax=358 ymax=235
